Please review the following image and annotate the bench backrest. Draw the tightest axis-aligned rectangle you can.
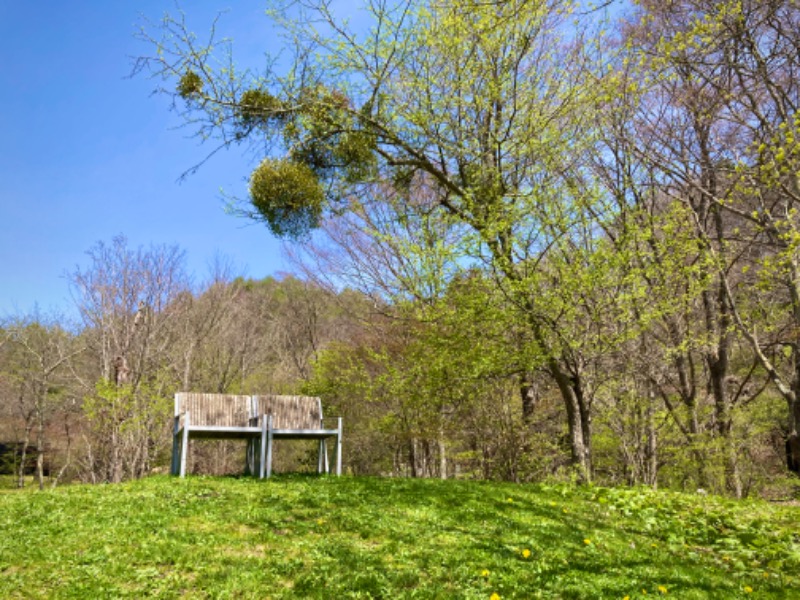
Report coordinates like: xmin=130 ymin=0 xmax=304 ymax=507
xmin=175 ymin=393 xmax=254 ymax=427
xmin=255 ymin=395 xmax=323 ymax=430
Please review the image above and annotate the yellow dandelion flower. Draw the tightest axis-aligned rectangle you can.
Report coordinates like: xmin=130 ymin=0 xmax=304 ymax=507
xmin=584 ymin=538 xmax=592 ymax=545
xmin=623 ymin=596 xmax=630 ymax=600
xmin=507 ymin=497 xmax=513 ymax=503
xmin=658 ymin=585 xmax=667 ymax=594
xmin=642 ymin=589 xmax=647 ymax=595
xmin=481 ymin=569 xmax=490 ymax=578
xmin=522 ymin=548 xmax=531 ymax=559
xmin=490 ymin=593 xmax=501 ymax=600
xmin=744 ymin=586 xmax=753 ymax=593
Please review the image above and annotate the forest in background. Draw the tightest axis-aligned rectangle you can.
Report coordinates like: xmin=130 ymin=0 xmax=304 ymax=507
xmin=3 ymin=0 xmax=800 ymax=498
xmin=0 ymin=225 xmax=792 ymax=498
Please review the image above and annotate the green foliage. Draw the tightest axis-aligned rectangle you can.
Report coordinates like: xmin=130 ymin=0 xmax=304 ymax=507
xmin=249 ymin=158 xmax=325 ymax=238
xmin=82 ymin=378 xmax=173 ymax=481
xmin=592 ymin=485 xmax=800 ymax=579
xmin=236 ymin=88 xmax=285 ymax=127
xmin=284 ymin=86 xmax=377 ymax=189
xmin=0 ymin=476 xmax=798 ymax=598
xmin=332 ymin=129 xmax=377 ymax=183
xmin=177 ymin=70 xmax=202 ymax=98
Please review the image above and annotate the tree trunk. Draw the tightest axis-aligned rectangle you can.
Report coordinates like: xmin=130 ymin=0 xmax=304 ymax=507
xmin=708 ymin=348 xmax=742 ymax=496
xmin=788 ymin=279 xmax=800 ymax=474
xmin=438 ymin=421 xmax=447 ymax=480
xmin=408 ymin=438 xmax=417 ymax=478
xmin=549 ymin=359 xmax=591 ymax=482
xmin=36 ymin=412 xmax=46 ymax=491
xmin=16 ymin=425 xmax=32 ymax=489
xmin=788 ymin=357 xmax=800 ymax=473
xmin=520 ymin=375 xmax=538 ymax=424
xmin=645 ymin=388 xmax=658 ymax=488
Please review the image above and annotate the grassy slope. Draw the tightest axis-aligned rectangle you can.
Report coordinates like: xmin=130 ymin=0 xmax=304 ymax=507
xmin=0 ymin=476 xmax=798 ymax=599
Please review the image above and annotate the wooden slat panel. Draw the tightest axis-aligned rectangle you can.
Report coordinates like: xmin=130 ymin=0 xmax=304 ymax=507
xmin=255 ymin=395 xmax=322 ymax=430
xmin=176 ymin=393 xmax=252 ymax=427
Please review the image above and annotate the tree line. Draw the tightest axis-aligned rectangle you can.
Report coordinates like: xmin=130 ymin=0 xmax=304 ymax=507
xmin=3 ymin=0 xmax=799 ymax=497
xmin=0 ymin=222 xmax=793 ymax=496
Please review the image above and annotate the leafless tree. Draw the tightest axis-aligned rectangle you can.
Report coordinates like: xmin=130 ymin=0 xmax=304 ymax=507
xmin=70 ymin=236 xmax=190 ymax=482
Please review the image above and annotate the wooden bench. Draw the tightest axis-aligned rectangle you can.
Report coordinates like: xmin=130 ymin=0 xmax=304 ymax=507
xmin=170 ymin=393 xmax=259 ymax=477
xmin=171 ymin=392 xmax=342 ymax=478
xmin=255 ymin=394 xmax=343 ymax=478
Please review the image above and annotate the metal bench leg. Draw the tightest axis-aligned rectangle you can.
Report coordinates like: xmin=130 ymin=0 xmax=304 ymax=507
xmin=336 ymin=417 xmax=343 ymax=476
xmin=259 ymin=416 xmax=268 ymax=479
xmin=321 ymin=439 xmax=330 ymax=474
xmin=171 ymin=416 xmax=180 ymax=476
xmin=179 ymin=411 xmax=190 ymax=478
xmin=246 ymin=438 xmax=255 ymax=476
xmin=266 ymin=415 xmax=274 ymax=478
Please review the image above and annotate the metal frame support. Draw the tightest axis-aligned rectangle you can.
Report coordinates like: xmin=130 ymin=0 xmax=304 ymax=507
xmin=265 ymin=415 xmax=274 ymax=478
xmin=179 ymin=411 xmax=190 ymax=478
xmin=336 ymin=417 xmax=343 ymax=476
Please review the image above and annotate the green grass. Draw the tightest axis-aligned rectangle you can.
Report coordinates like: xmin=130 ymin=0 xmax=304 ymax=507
xmin=0 ymin=476 xmax=798 ymax=599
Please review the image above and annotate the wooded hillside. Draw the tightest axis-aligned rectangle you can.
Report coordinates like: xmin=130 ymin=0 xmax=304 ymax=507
xmin=3 ymin=0 xmax=800 ymax=498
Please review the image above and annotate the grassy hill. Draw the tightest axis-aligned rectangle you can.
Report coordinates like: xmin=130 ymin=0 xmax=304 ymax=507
xmin=0 ymin=476 xmax=798 ymax=599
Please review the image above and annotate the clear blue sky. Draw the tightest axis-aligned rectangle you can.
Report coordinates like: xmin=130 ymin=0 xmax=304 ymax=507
xmin=0 ymin=2 xmax=294 ymax=319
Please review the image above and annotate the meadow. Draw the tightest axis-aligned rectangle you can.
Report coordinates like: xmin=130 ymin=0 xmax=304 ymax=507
xmin=0 ymin=476 xmax=798 ymax=599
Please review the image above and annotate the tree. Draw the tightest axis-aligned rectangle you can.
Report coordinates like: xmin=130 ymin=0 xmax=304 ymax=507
xmin=138 ymin=0 xmax=625 ymax=480
xmin=70 ymin=236 xmax=190 ymax=482
xmin=618 ymin=0 xmax=800 ymax=484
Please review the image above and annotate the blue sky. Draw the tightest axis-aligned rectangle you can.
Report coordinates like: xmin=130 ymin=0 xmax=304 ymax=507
xmin=0 ymin=2 xmax=294 ymax=319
